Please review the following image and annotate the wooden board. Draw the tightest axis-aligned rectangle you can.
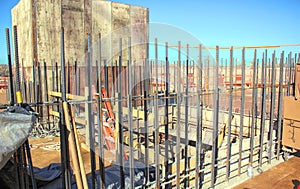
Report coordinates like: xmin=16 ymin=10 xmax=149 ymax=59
xmin=29 ymin=137 xmax=112 ymax=174
xmin=282 ymin=96 xmax=300 ymax=150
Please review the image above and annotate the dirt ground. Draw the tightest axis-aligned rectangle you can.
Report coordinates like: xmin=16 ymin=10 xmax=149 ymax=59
xmin=0 ymin=90 xmax=8 ymax=104
xmin=29 ymin=136 xmax=114 ymax=174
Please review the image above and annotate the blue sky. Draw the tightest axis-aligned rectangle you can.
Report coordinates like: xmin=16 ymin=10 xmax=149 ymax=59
xmin=0 ymin=0 xmax=300 ymax=64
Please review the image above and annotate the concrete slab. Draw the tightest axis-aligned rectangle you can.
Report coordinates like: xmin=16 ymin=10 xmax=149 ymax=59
xmin=232 ymin=156 xmax=300 ymax=189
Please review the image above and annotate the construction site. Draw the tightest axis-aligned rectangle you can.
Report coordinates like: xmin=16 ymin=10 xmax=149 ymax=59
xmin=1 ymin=0 xmax=300 ymax=189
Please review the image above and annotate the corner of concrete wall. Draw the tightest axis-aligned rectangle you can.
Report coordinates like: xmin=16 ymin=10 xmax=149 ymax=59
xmin=11 ymin=0 xmax=33 ymax=70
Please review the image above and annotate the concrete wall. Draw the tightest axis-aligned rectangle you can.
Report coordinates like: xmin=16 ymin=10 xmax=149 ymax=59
xmin=11 ymin=0 xmax=33 ymax=70
xmin=36 ymin=0 xmax=61 ymax=63
xmin=91 ymin=1 xmax=149 ymax=66
xmin=12 ymin=0 xmax=149 ymax=68
xmin=61 ymin=0 xmax=85 ymax=64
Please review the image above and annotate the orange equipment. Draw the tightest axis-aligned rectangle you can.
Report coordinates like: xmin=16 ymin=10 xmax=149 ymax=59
xmin=100 ymin=87 xmax=128 ymax=160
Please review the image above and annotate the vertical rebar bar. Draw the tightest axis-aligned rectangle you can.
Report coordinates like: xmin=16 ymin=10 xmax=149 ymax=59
xmin=238 ymin=47 xmax=245 ymax=176
xmin=144 ymin=58 xmax=150 ymax=186
xmin=176 ymin=41 xmax=181 ymax=189
xmin=16 ymin=148 xmax=25 ymax=189
xmin=137 ymin=62 xmax=142 ymax=159
xmin=104 ymin=60 xmax=108 ymax=95
xmin=44 ymin=61 xmax=50 ymax=129
xmin=15 ymin=26 xmax=37 ymax=189
xmin=60 ymin=27 xmax=72 ymax=189
xmin=13 ymin=25 xmax=25 ymax=189
xmin=133 ymin=62 xmax=137 ymax=108
xmin=21 ymin=60 xmax=28 ymax=103
xmin=97 ymin=33 xmax=105 ymax=189
xmin=226 ymin=46 xmax=234 ymax=181
xmin=183 ymin=44 xmax=189 ymax=188
xmin=5 ymin=28 xmax=15 ymax=105
xmin=55 ymin=62 xmax=59 ymax=113
xmin=206 ymin=56 xmax=210 ymax=106
xmin=249 ymin=49 xmax=257 ymax=173
xmin=112 ymin=61 xmax=115 ymax=100
xmin=164 ymin=42 xmax=170 ymax=185
xmin=268 ymin=51 xmax=276 ymax=164
xmin=13 ymin=26 xmax=21 ymax=96
xmin=154 ymin=38 xmax=160 ymax=189
xmin=87 ymin=35 xmax=96 ymax=189
xmin=127 ymin=37 xmax=134 ymax=189
xmin=28 ymin=81 xmax=32 ymax=104
xmin=51 ymin=61 xmax=55 ymax=97
xmin=23 ymin=143 xmax=30 ymax=189
xmin=259 ymin=50 xmax=267 ymax=167
xmin=118 ymin=38 xmax=125 ymax=189
xmin=276 ymin=51 xmax=284 ymax=160
xmin=267 ymin=57 xmax=271 ymax=99
xmin=225 ymin=59 xmax=228 ymax=84
xmin=67 ymin=61 xmax=70 ymax=94
xmin=32 ymin=61 xmax=36 ymax=105
xmin=292 ymin=55 xmax=296 ymax=94
xmin=174 ymin=60 xmax=176 ymax=93
xmin=25 ymin=140 xmax=37 ymax=189
xmin=37 ymin=62 xmax=41 ymax=113
xmin=195 ymin=44 xmax=203 ymax=189
xmin=211 ymin=46 xmax=219 ymax=188
xmin=139 ymin=64 xmax=143 ymax=103
xmin=75 ymin=60 xmax=80 ymax=115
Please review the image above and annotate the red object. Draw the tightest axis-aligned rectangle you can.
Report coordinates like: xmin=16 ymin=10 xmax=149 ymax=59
xmin=101 ymin=87 xmax=128 ymax=160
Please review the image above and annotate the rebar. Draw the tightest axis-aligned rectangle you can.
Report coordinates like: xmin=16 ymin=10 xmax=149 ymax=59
xmin=195 ymin=44 xmax=203 ymax=189
xmin=60 ymin=27 xmax=72 ymax=189
xmin=238 ymin=47 xmax=245 ymax=176
xmin=97 ymin=33 xmax=105 ymax=189
xmin=154 ymin=38 xmax=161 ymax=189
xmin=5 ymin=28 xmax=15 ymax=105
xmin=249 ymin=49 xmax=257 ymax=171
xmin=276 ymin=51 xmax=284 ymax=160
xmin=13 ymin=26 xmax=21 ymax=93
xmin=259 ymin=50 xmax=267 ymax=167
xmin=268 ymin=51 xmax=276 ymax=164
xmin=127 ymin=37 xmax=134 ymax=189
xmin=117 ymin=38 xmax=125 ymax=189
xmin=183 ymin=44 xmax=189 ymax=188
xmin=3 ymin=31 xmax=300 ymax=188
xmin=211 ymin=46 xmax=219 ymax=188
xmin=144 ymin=58 xmax=150 ymax=186
xmin=164 ymin=42 xmax=170 ymax=186
xmin=176 ymin=40 xmax=181 ymax=189
xmin=226 ymin=46 xmax=234 ymax=181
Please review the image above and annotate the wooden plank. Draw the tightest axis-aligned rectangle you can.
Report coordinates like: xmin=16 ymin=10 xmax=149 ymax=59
xmin=49 ymin=109 xmax=86 ymax=125
xmin=48 ymin=91 xmax=86 ymax=101
xmin=116 ymin=106 xmax=154 ymax=120
xmin=283 ymin=96 xmax=300 ymax=121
